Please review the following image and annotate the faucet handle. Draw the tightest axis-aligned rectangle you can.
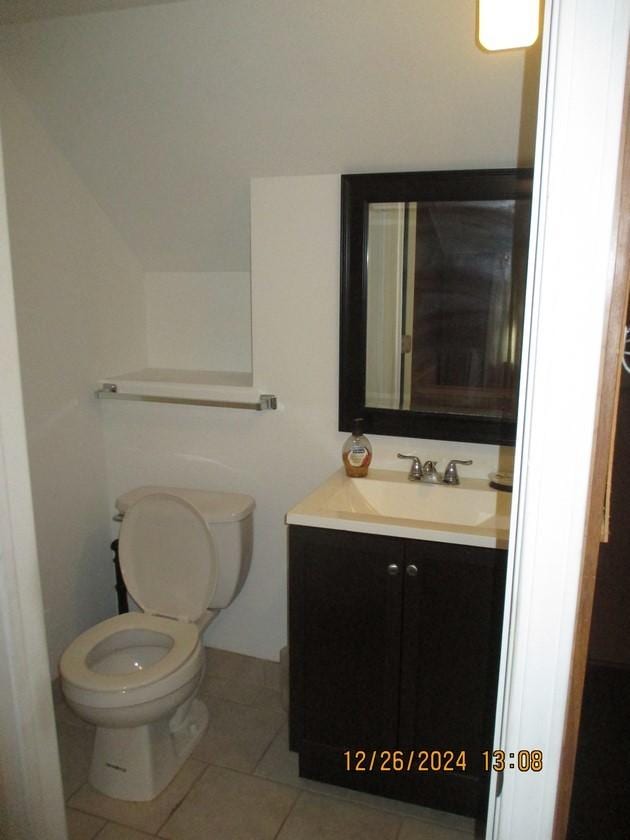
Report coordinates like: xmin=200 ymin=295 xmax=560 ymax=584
xmin=443 ymin=459 xmax=473 ymax=485
xmin=397 ymin=453 xmax=423 ymax=480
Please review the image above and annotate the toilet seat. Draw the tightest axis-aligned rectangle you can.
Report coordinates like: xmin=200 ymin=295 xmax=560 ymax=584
xmin=60 ymin=612 xmax=199 ymax=696
xmin=118 ymin=492 xmax=217 ymax=622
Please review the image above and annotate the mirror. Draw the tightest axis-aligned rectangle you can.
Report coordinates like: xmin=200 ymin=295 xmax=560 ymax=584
xmin=339 ymin=169 xmax=533 ymax=444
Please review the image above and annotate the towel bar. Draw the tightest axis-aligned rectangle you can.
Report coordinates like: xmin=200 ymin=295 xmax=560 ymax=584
xmin=95 ymin=383 xmax=277 ymax=411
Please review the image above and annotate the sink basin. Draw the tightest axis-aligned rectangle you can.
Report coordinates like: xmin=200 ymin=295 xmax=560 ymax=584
xmin=286 ymin=469 xmax=511 ymax=548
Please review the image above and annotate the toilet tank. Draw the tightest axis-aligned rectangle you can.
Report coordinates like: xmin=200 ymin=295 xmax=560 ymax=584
xmin=115 ymin=486 xmax=254 ymax=610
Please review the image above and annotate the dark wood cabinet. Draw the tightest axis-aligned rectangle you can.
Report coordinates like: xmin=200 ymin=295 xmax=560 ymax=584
xmin=288 ymin=525 xmax=506 ymax=819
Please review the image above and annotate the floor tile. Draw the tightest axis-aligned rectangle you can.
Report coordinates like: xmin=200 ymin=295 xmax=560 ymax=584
xmin=255 ymin=725 xmax=475 ymax=832
xmin=263 ymin=659 xmax=282 ymax=692
xmin=254 ymin=723 xmax=353 ymax=798
xmin=68 ymin=759 xmax=206 ymax=835
xmin=65 ymin=808 xmax=105 ymax=840
xmin=398 ymin=817 xmax=476 ymax=839
xmin=235 ymin=654 xmax=266 ymax=685
xmin=158 ymin=765 xmax=299 ymax=840
xmin=204 ymin=647 xmax=265 ymax=684
xmin=56 ymin=654 xmax=476 ymax=840
xmin=198 ymin=672 xmax=265 ymax=706
xmin=276 ymin=791 xmax=400 ymax=840
xmin=204 ymin=647 xmax=246 ymax=680
xmin=340 ymin=788 xmax=474 ymax=833
xmin=250 ymin=684 xmax=285 ymax=713
xmin=96 ymin=824 xmax=156 ymax=839
xmin=192 ymin=696 xmax=285 ymax=772
xmin=199 ymin=650 xmax=284 ymax=710
xmin=200 ymin=677 xmax=284 ymax=712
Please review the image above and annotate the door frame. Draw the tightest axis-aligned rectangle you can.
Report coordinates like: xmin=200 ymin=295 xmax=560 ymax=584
xmin=0 ymin=113 xmax=67 ymax=838
xmin=551 ymin=44 xmax=630 ymax=840
xmin=486 ymin=1 xmax=630 ymax=838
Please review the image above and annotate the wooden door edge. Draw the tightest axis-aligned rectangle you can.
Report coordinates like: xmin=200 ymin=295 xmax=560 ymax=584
xmin=551 ymin=52 xmax=630 ymax=840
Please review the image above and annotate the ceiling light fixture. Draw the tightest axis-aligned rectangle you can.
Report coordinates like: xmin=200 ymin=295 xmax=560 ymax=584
xmin=478 ymin=0 xmax=540 ymax=51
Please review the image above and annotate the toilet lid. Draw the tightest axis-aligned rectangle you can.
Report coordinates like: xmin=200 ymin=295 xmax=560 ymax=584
xmin=118 ymin=492 xmax=217 ymax=622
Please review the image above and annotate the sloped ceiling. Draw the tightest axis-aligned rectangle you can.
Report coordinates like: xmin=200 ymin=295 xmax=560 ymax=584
xmin=0 ymin=1 xmax=186 ymax=26
xmin=0 ymin=1 xmax=536 ymax=272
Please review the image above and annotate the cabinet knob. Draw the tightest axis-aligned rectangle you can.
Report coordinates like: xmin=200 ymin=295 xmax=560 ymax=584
xmin=406 ymin=564 xmax=419 ymax=577
xmin=387 ymin=563 xmax=400 ymax=576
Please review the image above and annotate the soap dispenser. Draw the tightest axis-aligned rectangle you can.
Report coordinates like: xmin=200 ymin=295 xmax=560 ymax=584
xmin=342 ymin=418 xmax=372 ymax=478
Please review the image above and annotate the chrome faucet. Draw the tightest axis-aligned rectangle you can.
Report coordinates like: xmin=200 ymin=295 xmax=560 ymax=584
xmin=397 ymin=454 xmax=473 ymax=484
xmin=442 ymin=459 xmax=473 ymax=485
xmin=397 ymin=454 xmax=442 ymax=483
xmin=397 ymin=453 xmax=423 ymax=480
xmin=420 ymin=460 xmax=442 ymax=484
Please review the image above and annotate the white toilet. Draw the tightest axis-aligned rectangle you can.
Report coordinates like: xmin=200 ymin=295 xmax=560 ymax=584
xmin=60 ymin=486 xmax=254 ymax=801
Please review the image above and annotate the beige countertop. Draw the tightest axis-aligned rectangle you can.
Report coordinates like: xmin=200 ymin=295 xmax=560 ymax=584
xmin=286 ymin=468 xmax=511 ymax=549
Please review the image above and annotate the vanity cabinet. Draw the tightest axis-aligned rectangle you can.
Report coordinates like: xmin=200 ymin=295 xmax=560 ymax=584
xmin=288 ymin=525 xmax=506 ymax=819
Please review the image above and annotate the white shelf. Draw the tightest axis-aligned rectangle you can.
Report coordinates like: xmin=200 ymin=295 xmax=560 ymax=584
xmin=95 ymin=368 xmax=276 ymax=411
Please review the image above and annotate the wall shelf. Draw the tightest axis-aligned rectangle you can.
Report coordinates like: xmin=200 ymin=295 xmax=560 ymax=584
xmin=95 ymin=368 xmax=277 ymax=411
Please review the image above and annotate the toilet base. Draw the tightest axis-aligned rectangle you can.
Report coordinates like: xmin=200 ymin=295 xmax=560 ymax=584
xmin=89 ymin=697 xmax=208 ymax=801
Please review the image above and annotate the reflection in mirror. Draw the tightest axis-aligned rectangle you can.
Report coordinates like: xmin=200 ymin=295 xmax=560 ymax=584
xmin=365 ymin=198 xmax=530 ymax=421
xmin=340 ymin=169 xmax=533 ymax=444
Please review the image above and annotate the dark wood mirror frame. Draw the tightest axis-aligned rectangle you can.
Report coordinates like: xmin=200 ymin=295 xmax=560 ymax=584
xmin=339 ymin=168 xmax=533 ymax=445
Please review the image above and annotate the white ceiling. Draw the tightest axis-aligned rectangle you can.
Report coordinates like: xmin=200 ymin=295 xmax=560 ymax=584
xmin=0 ymin=1 xmax=536 ymax=272
xmin=0 ymin=0 xmax=186 ymax=26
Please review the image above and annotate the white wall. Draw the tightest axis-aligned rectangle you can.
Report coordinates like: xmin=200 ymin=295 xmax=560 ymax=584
xmin=103 ymin=175 xmax=509 ymax=661
xmin=0 ymin=71 xmax=146 ymax=674
xmin=0 ymin=0 xmax=536 ymax=272
xmin=0 ymin=1 xmax=532 ymax=667
xmin=144 ymin=271 xmax=251 ymax=372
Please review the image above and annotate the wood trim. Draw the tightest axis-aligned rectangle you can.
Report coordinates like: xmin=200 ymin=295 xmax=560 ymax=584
xmin=601 ymin=317 xmax=626 ymax=543
xmin=552 ymin=53 xmax=630 ymax=840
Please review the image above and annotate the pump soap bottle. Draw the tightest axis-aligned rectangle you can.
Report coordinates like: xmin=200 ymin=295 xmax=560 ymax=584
xmin=342 ymin=418 xmax=373 ymax=478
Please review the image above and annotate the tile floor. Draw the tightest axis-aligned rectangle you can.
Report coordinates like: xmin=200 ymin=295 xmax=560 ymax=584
xmin=58 ymin=647 xmax=481 ymax=840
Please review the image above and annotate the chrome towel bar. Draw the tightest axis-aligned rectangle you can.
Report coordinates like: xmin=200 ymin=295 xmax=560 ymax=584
xmin=95 ymin=383 xmax=277 ymax=411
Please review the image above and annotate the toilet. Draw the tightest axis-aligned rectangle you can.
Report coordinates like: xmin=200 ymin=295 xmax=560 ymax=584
xmin=60 ymin=486 xmax=254 ymax=801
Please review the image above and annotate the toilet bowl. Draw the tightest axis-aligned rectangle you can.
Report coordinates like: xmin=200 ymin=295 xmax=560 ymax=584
xmin=60 ymin=487 xmax=254 ymax=801
xmin=62 ymin=612 xmax=204 ymax=727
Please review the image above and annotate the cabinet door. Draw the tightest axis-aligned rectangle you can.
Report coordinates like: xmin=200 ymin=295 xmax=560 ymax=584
xmin=289 ymin=526 xmax=404 ymax=790
xmin=398 ymin=541 xmax=507 ymax=817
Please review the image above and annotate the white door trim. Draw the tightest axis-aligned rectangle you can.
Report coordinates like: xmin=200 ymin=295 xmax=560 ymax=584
xmin=487 ymin=1 xmax=630 ymax=838
xmin=0 ymin=120 xmax=67 ymax=839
